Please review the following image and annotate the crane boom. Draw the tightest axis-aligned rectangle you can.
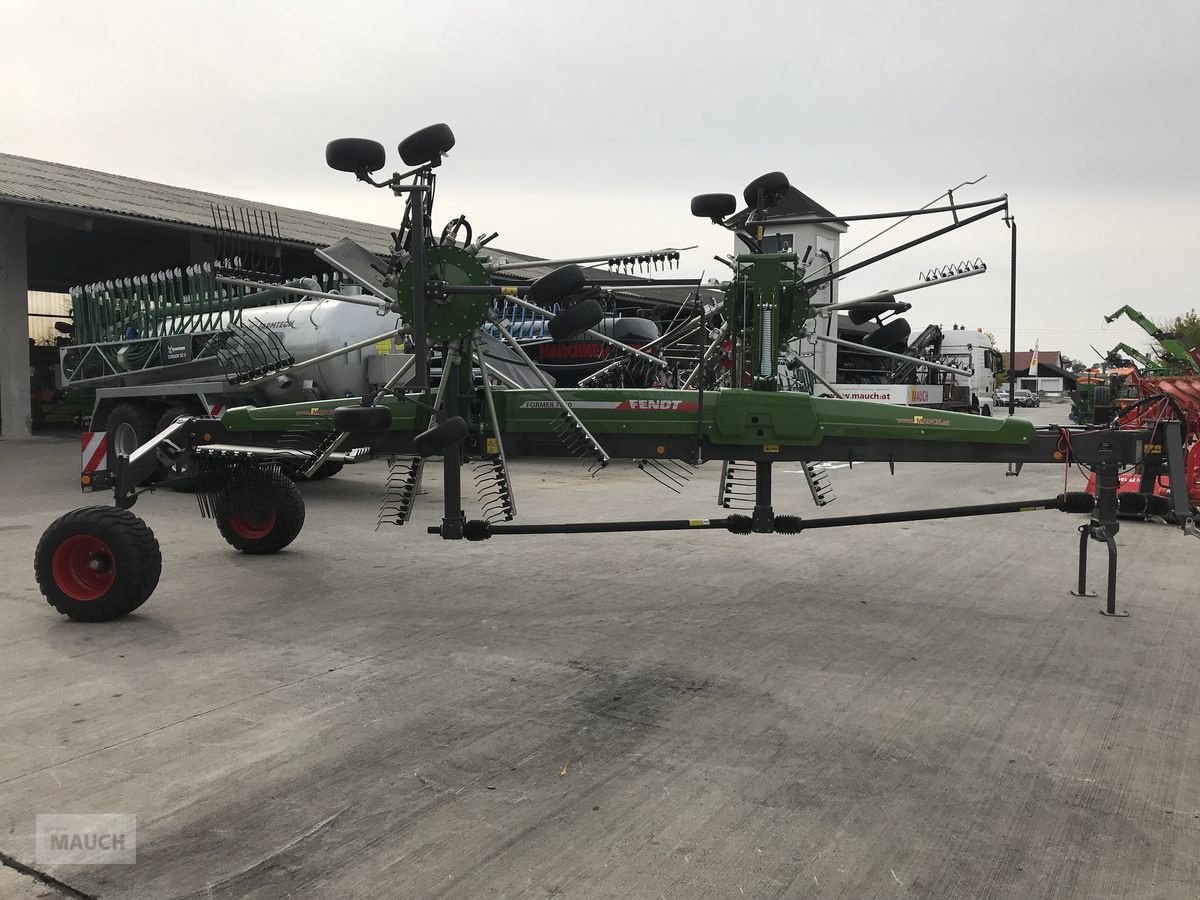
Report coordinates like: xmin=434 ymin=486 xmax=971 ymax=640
xmin=1105 ymin=342 xmax=1166 ymax=373
xmin=1104 ymin=305 xmax=1200 ymax=373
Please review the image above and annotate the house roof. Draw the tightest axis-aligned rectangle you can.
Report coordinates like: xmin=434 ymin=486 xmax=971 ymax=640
xmin=727 ymin=186 xmax=848 ymax=230
xmin=1004 ymin=350 xmax=1063 ymax=371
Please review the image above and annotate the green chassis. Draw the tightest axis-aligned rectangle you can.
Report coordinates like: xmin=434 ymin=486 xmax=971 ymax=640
xmin=160 ymin=385 xmax=1186 ymax=618
xmin=217 ymin=387 xmax=1043 ymax=463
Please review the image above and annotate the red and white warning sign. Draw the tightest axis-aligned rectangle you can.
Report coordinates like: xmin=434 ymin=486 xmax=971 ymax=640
xmin=207 ymin=401 xmax=225 ymax=418
xmin=81 ymin=432 xmax=108 ymax=473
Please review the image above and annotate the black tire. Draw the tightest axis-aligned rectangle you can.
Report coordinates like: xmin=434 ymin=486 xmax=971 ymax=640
xmin=398 ymin=123 xmax=456 ymax=167
xmin=652 ymin=303 xmax=682 ymax=330
xmin=283 ymin=459 xmax=345 ymax=482
xmin=690 ymin=193 xmax=737 ymax=219
xmin=302 ymin=460 xmax=344 ymax=480
xmin=325 ymin=138 xmax=386 ymax=174
xmin=106 ymin=402 xmax=158 ymax=458
xmin=34 ymin=506 xmax=162 ymax=622
xmin=549 ymin=298 xmax=605 ymax=341
xmin=414 ymin=416 xmax=469 ymax=457
xmin=214 ymin=468 xmax=305 ymax=554
xmin=742 ymin=171 xmax=791 ymax=209
xmin=156 ymin=405 xmax=199 ymax=492
xmin=847 ymin=295 xmax=897 ymax=325
xmin=528 ymin=264 xmax=587 ymax=307
xmin=863 ymin=318 xmax=911 ymax=350
xmin=333 ymin=405 xmax=392 ymax=432
xmin=981 ymin=404 xmax=992 ymax=417
xmin=1094 ymin=386 xmax=1112 ymax=406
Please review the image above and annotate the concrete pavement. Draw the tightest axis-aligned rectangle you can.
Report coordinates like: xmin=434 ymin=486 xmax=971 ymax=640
xmin=1 ymin=406 xmax=1197 ymax=898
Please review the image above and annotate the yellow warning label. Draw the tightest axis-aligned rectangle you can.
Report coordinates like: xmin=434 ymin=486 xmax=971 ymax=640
xmin=486 ymin=437 xmax=499 ymax=454
xmin=375 ymin=339 xmax=392 ymax=354
xmin=763 ymin=444 xmax=780 ymax=453
xmin=500 ymin=286 xmax=518 ymax=295
xmin=689 ymin=519 xmax=705 ymax=527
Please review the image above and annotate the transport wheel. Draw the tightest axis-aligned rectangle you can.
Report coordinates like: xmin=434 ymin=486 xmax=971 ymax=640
xmin=549 ymin=298 xmax=605 ymax=341
xmin=652 ymin=303 xmax=681 ymax=328
xmin=34 ymin=506 xmax=162 ymax=621
xmin=333 ymin=405 xmax=392 ymax=433
xmin=214 ymin=468 xmax=305 ymax=554
xmin=106 ymin=402 xmax=158 ymax=457
xmin=863 ymin=318 xmax=911 ymax=350
xmin=981 ymin=404 xmax=992 ymax=417
xmin=528 ymin=264 xmax=587 ymax=308
xmin=414 ymin=416 xmax=469 ymax=457
xmin=847 ymin=298 xmax=898 ymax=325
xmin=742 ymin=171 xmax=791 ymax=208
xmin=398 ymin=123 xmax=456 ymax=167
xmin=690 ymin=193 xmax=737 ymax=219
xmin=325 ymin=137 xmax=386 ymax=174
xmin=297 ymin=460 xmax=344 ymax=481
xmin=284 ymin=459 xmax=344 ymax=481
xmin=156 ymin=405 xmax=198 ymax=492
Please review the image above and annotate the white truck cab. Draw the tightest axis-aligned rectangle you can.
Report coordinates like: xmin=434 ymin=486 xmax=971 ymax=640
xmin=937 ymin=325 xmax=1002 ymax=415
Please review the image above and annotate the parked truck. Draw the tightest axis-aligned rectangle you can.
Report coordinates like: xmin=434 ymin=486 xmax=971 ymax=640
xmin=820 ymin=322 xmax=1001 ymax=415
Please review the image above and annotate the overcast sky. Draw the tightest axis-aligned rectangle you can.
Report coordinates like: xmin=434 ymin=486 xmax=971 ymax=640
xmin=5 ymin=0 xmax=1197 ymax=363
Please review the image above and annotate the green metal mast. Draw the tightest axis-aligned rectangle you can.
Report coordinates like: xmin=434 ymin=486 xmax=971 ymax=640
xmin=1104 ymin=305 xmax=1200 ymax=374
xmin=1104 ymin=341 xmax=1168 ymax=374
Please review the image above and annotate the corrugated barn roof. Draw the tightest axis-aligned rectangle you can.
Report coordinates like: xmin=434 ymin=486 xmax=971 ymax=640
xmin=0 ymin=152 xmax=703 ymax=298
xmin=0 ymin=152 xmax=551 ymax=269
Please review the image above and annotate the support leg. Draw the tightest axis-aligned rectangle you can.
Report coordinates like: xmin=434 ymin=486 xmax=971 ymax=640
xmin=1098 ymin=529 xmax=1129 ymax=618
xmin=752 ymin=460 xmax=773 ymax=533
xmin=1070 ymin=524 xmax=1096 ymax=598
xmin=440 ymin=346 xmax=465 ymax=540
xmin=1090 ymin=454 xmax=1127 ymax=617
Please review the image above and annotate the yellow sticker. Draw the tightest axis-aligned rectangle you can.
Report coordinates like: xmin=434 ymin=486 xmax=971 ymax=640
xmin=763 ymin=444 xmax=780 ymax=453
xmin=500 ymin=286 xmax=518 ymax=295
xmin=375 ymin=339 xmax=392 ymax=354
xmin=756 ymin=226 xmax=764 ymax=240
xmin=486 ymin=437 xmax=499 ymax=454
xmin=689 ymin=519 xmax=705 ymax=527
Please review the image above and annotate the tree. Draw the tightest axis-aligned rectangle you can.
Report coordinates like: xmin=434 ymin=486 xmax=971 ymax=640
xmin=1168 ymin=309 xmax=1200 ymax=347
xmin=1154 ymin=309 xmax=1200 ymax=374
xmin=1058 ymin=354 xmax=1087 ymax=374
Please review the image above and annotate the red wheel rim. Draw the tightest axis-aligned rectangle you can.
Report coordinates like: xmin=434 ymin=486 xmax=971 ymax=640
xmin=51 ymin=534 xmax=116 ymax=601
xmin=229 ymin=508 xmax=276 ymax=540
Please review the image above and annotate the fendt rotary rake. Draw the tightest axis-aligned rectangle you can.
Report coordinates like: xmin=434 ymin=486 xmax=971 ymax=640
xmin=33 ymin=124 xmax=1199 ymax=623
